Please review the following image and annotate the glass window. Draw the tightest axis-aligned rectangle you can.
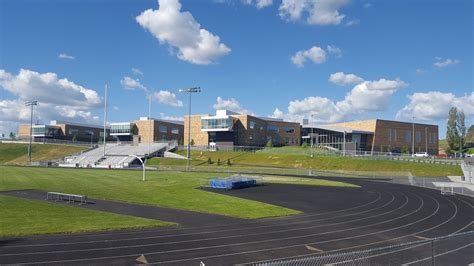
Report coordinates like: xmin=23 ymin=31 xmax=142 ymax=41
xmin=68 ymin=128 xmax=78 ymax=136
xmin=201 ymin=118 xmax=231 ymax=129
xmin=393 ymin=129 xmax=397 ymax=142
xmin=284 ymin=127 xmax=295 ymax=134
xmin=171 ymin=128 xmax=179 ymax=134
xmin=159 ymin=125 xmax=167 ymax=133
xmin=405 ymin=130 xmax=411 ymax=143
xmin=415 ymin=131 xmax=421 ymax=144
xmin=111 ymin=124 xmax=132 ymax=134
xmin=388 ymin=128 xmax=391 ymax=142
xmin=267 ymin=125 xmax=279 ymax=133
xmin=249 ymin=121 xmax=256 ymax=129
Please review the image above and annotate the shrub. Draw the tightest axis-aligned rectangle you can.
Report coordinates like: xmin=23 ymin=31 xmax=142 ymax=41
xmin=217 ymin=158 xmax=221 ymax=166
xmin=266 ymin=140 xmax=273 ymax=147
xmin=207 ymin=157 xmax=212 ymax=164
xmin=227 ymin=159 xmax=231 ymax=166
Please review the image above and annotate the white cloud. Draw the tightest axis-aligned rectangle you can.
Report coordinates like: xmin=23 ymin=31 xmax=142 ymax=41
xmin=0 ymin=68 xmax=102 ymax=133
xmin=344 ymin=18 xmax=359 ymax=27
xmin=272 ymin=76 xmax=407 ymax=123
xmin=243 ymin=0 xmax=273 ymax=8
xmin=0 ymin=69 xmax=101 ymax=108
xmin=213 ymin=96 xmax=253 ymax=115
xmin=136 ymin=0 xmax=231 ymax=65
xmin=396 ymin=91 xmax=474 ymax=121
xmin=151 ymin=90 xmax=183 ymax=107
xmin=58 ymin=53 xmax=75 ymax=60
xmin=326 ymin=45 xmax=342 ymax=57
xmin=291 ymin=46 xmax=326 ymax=67
xmin=279 ymin=0 xmax=350 ymax=26
xmin=120 ymin=76 xmax=147 ymax=91
xmin=131 ymin=68 xmax=143 ymax=76
xmin=415 ymin=68 xmax=426 ymax=75
xmin=329 ymin=72 xmax=364 ymax=86
xmin=159 ymin=112 xmax=184 ymax=121
xmin=433 ymin=58 xmax=460 ymax=68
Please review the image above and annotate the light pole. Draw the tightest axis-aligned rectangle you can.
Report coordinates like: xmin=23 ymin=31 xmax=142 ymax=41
xmin=179 ymin=87 xmax=201 ymax=170
xmin=343 ymin=131 xmax=346 ymax=157
xmin=90 ymin=132 xmax=94 ymax=147
xmin=103 ymin=84 xmax=108 ymax=157
xmin=310 ymin=114 xmax=314 ymax=158
xmin=412 ymin=116 xmax=415 ymax=156
xmin=25 ymin=101 xmax=38 ymax=164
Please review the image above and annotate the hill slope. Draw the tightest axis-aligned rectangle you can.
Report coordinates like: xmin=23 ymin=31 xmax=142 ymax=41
xmin=0 ymin=143 xmax=86 ymax=165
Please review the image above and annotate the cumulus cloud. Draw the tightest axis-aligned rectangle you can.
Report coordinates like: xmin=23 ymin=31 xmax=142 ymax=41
xmin=272 ymin=76 xmax=407 ymax=123
xmin=151 ymin=90 xmax=183 ymax=107
xmin=279 ymin=0 xmax=350 ymax=25
xmin=0 ymin=69 xmax=101 ymax=108
xmin=291 ymin=46 xmax=327 ymax=67
xmin=329 ymin=72 xmax=364 ymax=86
xmin=243 ymin=0 xmax=273 ymax=8
xmin=213 ymin=96 xmax=253 ymax=115
xmin=58 ymin=53 xmax=75 ymax=60
xmin=0 ymin=69 xmax=102 ymax=133
xmin=433 ymin=58 xmax=460 ymax=68
xmin=396 ymin=91 xmax=474 ymax=121
xmin=136 ymin=0 xmax=231 ymax=65
xmin=120 ymin=76 xmax=147 ymax=91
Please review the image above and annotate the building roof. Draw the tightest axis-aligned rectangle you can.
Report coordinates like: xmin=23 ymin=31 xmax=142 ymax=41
xmin=49 ymin=120 xmax=106 ymax=129
xmin=138 ymin=117 xmax=184 ymax=125
xmin=302 ymin=124 xmax=374 ymax=134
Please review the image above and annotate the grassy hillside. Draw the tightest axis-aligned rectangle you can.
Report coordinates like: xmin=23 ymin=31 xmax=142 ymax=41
xmin=149 ymin=149 xmax=462 ymax=177
xmin=0 ymin=166 xmax=357 ymax=219
xmin=0 ymin=195 xmax=173 ymax=237
xmin=0 ymin=143 xmax=85 ymax=165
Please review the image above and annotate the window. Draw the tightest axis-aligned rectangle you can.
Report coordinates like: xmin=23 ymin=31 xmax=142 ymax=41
xmin=415 ymin=131 xmax=421 ymax=144
xmin=284 ymin=127 xmax=295 ymax=134
xmin=201 ymin=118 xmax=232 ymax=130
xmin=159 ymin=125 xmax=167 ymax=133
xmin=171 ymin=128 xmax=179 ymax=134
xmin=68 ymin=128 xmax=78 ymax=136
xmin=285 ymin=137 xmax=289 ymax=144
xmin=111 ymin=124 xmax=132 ymax=134
xmin=388 ymin=128 xmax=392 ymax=142
xmin=249 ymin=121 xmax=256 ymax=129
xmin=267 ymin=125 xmax=279 ymax=133
xmin=393 ymin=129 xmax=397 ymax=142
xmin=405 ymin=130 xmax=411 ymax=143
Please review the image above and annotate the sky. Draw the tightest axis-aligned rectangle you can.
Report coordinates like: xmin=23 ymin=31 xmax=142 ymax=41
xmin=0 ymin=0 xmax=473 ymax=138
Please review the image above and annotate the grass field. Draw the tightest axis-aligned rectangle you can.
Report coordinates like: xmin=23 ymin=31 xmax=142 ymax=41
xmin=0 ymin=166 xmax=357 ymax=219
xmin=148 ymin=149 xmax=462 ymax=177
xmin=0 ymin=143 xmax=85 ymax=165
xmin=0 ymin=195 xmax=174 ymax=237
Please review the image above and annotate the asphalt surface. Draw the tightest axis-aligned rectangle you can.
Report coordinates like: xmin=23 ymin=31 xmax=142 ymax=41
xmin=0 ymin=177 xmax=473 ymax=265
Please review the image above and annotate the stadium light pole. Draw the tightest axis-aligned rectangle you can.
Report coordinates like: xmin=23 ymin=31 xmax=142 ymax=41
xmin=412 ymin=116 xmax=415 ymax=156
xmin=103 ymin=84 xmax=108 ymax=157
xmin=310 ymin=114 xmax=314 ymax=158
xmin=25 ymin=101 xmax=38 ymax=164
xmin=179 ymin=87 xmax=201 ymax=170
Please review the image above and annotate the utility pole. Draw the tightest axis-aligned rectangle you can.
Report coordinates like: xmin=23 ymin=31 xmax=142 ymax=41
xmin=25 ymin=101 xmax=38 ymax=164
xmin=103 ymin=84 xmax=108 ymax=157
xmin=148 ymin=94 xmax=152 ymax=157
xmin=179 ymin=87 xmax=201 ymax=169
xmin=425 ymin=127 xmax=428 ymax=153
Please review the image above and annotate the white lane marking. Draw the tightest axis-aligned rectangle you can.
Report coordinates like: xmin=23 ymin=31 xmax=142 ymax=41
xmin=2 ymin=191 xmax=384 ymax=248
xmin=0 ymin=192 xmax=401 ymax=257
xmin=19 ymin=191 xmax=427 ymax=264
xmin=403 ymin=242 xmax=474 ymax=265
xmin=305 ymin=245 xmax=323 ymax=252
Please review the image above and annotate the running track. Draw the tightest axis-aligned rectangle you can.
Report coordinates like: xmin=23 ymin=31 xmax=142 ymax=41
xmin=0 ymin=177 xmax=472 ymax=265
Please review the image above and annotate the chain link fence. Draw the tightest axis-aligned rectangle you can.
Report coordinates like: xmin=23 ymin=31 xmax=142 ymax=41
xmin=253 ymin=231 xmax=474 ymax=266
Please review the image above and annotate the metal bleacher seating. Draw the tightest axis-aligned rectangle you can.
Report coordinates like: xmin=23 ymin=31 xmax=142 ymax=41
xmin=61 ymin=142 xmax=169 ymax=169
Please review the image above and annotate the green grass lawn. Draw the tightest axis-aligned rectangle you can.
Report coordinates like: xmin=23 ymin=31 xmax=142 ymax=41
xmin=0 ymin=143 xmax=85 ymax=165
xmin=0 ymin=166 xmax=356 ymax=219
xmin=0 ymin=195 xmax=173 ymax=237
xmin=150 ymin=149 xmax=462 ymax=177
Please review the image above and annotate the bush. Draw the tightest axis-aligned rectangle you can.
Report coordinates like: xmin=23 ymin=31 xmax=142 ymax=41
xmin=400 ymin=147 xmax=410 ymax=154
xmin=190 ymin=139 xmax=195 ymax=146
xmin=227 ymin=159 xmax=231 ymax=166
xmin=217 ymin=158 xmax=221 ymax=166
xmin=207 ymin=157 xmax=212 ymax=164
xmin=302 ymin=142 xmax=308 ymax=148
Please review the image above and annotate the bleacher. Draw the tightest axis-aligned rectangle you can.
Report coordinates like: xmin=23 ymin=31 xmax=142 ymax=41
xmin=61 ymin=142 xmax=169 ymax=169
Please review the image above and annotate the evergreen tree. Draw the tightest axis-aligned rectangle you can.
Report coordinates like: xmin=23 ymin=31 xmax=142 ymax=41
xmin=456 ymin=110 xmax=466 ymax=152
xmin=9 ymin=132 xmax=15 ymax=140
xmin=446 ymin=107 xmax=459 ymax=151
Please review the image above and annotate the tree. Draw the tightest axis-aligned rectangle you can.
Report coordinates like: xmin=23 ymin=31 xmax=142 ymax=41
xmin=190 ymin=139 xmax=195 ymax=146
xmin=9 ymin=132 xmax=15 ymax=140
xmin=265 ymin=139 xmax=273 ymax=147
xmin=456 ymin=110 xmax=466 ymax=152
xmin=446 ymin=107 xmax=459 ymax=152
xmin=466 ymin=125 xmax=474 ymax=144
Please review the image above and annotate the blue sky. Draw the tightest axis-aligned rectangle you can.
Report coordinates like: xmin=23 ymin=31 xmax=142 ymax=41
xmin=0 ymin=0 xmax=472 ymax=137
